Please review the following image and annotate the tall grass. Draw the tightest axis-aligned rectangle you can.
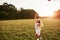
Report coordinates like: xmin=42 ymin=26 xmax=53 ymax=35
xmin=0 ymin=19 xmax=60 ymax=40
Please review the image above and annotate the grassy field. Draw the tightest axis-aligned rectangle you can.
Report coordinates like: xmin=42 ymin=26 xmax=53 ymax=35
xmin=0 ymin=18 xmax=60 ymax=40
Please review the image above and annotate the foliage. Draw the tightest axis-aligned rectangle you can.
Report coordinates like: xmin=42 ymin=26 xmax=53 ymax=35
xmin=54 ymin=10 xmax=60 ymax=18
xmin=0 ymin=3 xmax=38 ymax=20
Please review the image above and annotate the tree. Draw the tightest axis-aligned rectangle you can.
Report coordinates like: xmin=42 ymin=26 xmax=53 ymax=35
xmin=18 ymin=8 xmax=38 ymax=19
xmin=0 ymin=3 xmax=17 ymax=19
xmin=54 ymin=10 xmax=60 ymax=18
xmin=0 ymin=11 xmax=9 ymax=19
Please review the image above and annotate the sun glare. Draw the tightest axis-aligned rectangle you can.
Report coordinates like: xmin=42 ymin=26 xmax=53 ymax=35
xmin=39 ymin=13 xmax=53 ymax=17
xmin=41 ymin=13 xmax=53 ymax=17
xmin=38 ymin=11 xmax=54 ymax=17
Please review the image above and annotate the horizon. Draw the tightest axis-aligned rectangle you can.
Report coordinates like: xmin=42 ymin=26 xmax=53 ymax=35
xmin=0 ymin=0 xmax=60 ymax=17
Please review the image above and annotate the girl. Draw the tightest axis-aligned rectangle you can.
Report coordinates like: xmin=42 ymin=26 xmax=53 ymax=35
xmin=35 ymin=16 xmax=44 ymax=40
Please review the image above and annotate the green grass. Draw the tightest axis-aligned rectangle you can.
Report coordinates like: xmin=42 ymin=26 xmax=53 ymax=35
xmin=0 ymin=18 xmax=60 ymax=40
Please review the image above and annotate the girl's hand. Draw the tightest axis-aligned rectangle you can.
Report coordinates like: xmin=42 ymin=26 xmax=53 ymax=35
xmin=37 ymin=23 xmax=40 ymax=26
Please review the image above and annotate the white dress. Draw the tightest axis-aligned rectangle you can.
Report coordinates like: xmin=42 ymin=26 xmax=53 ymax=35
xmin=35 ymin=19 xmax=41 ymax=35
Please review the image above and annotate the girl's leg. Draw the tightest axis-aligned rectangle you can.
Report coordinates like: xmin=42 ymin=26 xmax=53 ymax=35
xmin=36 ymin=34 xmax=42 ymax=40
xmin=36 ymin=34 xmax=40 ymax=40
xmin=36 ymin=30 xmax=42 ymax=40
xmin=39 ymin=34 xmax=42 ymax=40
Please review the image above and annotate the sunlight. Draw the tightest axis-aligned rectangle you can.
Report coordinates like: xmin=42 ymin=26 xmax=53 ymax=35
xmin=39 ymin=13 xmax=53 ymax=17
xmin=39 ymin=12 xmax=54 ymax=17
xmin=36 ymin=9 xmax=54 ymax=17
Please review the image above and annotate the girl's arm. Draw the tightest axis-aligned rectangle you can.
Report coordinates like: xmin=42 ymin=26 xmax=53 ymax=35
xmin=40 ymin=22 xmax=44 ymax=27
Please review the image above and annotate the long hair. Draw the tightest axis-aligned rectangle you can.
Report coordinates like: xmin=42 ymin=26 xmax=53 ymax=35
xmin=37 ymin=20 xmax=40 ymax=23
xmin=35 ymin=14 xmax=39 ymax=21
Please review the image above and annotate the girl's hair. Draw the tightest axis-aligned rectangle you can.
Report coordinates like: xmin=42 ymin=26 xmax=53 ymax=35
xmin=36 ymin=16 xmax=40 ymax=19
xmin=37 ymin=20 xmax=40 ymax=23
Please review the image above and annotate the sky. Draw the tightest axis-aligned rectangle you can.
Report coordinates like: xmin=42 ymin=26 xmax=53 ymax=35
xmin=0 ymin=0 xmax=60 ymax=17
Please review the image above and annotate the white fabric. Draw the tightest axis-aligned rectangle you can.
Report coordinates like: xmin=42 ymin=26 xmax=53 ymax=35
xmin=35 ymin=19 xmax=44 ymax=35
xmin=35 ymin=23 xmax=41 ymax=35
xmin=35 ymin=19 xmax=41 ymax=35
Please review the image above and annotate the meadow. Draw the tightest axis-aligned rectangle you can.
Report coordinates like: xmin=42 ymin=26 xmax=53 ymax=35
xmin=0 ymin=18 xmax=60 ymax=40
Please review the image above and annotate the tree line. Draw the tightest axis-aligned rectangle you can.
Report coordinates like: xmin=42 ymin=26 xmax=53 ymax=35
xmin=0 ymin=3 xmax=38 ymax=20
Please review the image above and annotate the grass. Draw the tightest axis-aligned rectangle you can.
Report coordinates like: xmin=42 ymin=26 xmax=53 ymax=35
xmin=0 ymin=18 xmax=60 ymax=40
